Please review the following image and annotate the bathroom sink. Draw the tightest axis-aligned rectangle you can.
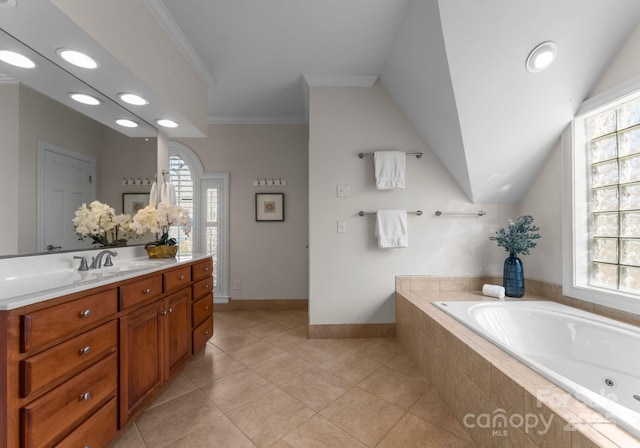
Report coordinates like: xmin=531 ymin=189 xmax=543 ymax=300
xmin=97 ymin=260 xmax=166 ymax=275
xmin=114 ymin=260 xmax=165 ymax=271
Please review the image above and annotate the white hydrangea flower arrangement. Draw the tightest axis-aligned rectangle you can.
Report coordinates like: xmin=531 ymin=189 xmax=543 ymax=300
xmin=131 ymin=201 xmax=191 ymax=247
xmin=73 ymin=200 xmax=136 ymax=247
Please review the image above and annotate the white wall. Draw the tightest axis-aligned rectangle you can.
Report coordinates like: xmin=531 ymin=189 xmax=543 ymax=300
xmin=308 ymin=82 xmax=517 ymax=325
xmin=517 ymin=142 xmax=563 ymax=285
xmin=177 ymin=124 xmax=309 ymax=300
xmin=0 ymin=84 xmax=19 ymax=255
xmin=97 ymin=131 xmax=157 ymax=215
xmin=589 ymin=20 xmax=640 ymax=97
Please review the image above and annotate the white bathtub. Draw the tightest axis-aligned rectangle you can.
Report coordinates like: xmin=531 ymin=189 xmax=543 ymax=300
xmin=432 ymin=300 xmax=640 ymax=439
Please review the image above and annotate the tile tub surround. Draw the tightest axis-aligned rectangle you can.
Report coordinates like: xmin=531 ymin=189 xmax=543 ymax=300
xmin=396 ymin=275 xmax=640 ymax=328
xmin=395 ymin=288 xmax=640 ymax=448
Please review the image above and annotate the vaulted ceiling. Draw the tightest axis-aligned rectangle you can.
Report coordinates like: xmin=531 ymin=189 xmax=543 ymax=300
xmin=151 ymin=0 xmax=640 ymax=203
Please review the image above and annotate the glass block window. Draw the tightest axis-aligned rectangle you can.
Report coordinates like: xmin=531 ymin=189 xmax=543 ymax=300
xmin=587 ymin=98 xmax=640 ymax=294
xmin=168 ymin=155 xmax=193 ymax=255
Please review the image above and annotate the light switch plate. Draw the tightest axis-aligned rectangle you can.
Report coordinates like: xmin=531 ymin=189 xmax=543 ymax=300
xmin=337 ymin=220 xmax=347 ymax=233
xmin=337 ymin=185 xmax=350 ymax=198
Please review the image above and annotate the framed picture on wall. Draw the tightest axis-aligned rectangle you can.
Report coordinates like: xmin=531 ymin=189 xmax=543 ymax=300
xmin=255 ymin=193 xmax=284 ymax=221
xmin=123 ymin=193 xmax=150 ymax=215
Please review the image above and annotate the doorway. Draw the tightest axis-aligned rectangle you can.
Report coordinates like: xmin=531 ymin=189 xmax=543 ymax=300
xmin=37 ymin=140 xmax=96 ymax=252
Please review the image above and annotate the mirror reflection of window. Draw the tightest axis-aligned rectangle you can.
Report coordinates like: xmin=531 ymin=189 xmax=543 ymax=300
xmin=168 ymin=155 xmax=193 ymax=255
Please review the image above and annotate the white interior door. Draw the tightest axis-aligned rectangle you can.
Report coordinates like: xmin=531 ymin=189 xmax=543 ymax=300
xmin=38 ymin=141 xmax=96 ymax=252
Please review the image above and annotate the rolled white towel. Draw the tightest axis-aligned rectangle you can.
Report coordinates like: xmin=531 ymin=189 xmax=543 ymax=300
xmin=482 ymin=284 xmax=505 ymax=299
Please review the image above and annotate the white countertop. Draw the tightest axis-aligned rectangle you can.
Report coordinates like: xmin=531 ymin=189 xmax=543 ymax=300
xmin=0 ymin=246 xmax=211 ymax=310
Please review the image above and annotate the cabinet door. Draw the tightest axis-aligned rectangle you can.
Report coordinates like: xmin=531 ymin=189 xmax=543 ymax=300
xmin=119 ymin=300 xmax=164 ymax=427
xmin=165 ymin=289 xmax=192 ymax=380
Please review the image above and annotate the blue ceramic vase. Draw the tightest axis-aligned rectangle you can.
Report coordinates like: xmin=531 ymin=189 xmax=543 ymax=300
xmin=503 ymin=252 xmax=524 ymax=298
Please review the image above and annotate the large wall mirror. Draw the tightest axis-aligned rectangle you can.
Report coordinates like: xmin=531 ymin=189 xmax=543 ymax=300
xmin=0 ymin=28 xmax=159 ymax=257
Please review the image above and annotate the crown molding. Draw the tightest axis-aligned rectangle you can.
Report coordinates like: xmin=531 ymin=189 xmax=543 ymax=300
xmin=208 ymin=115 xmax=309 ymax=125
xmin=303 ymin=74 xmax=378 ymax=87
xmin=143 ymin=0 xmax=216 ymax=90
xmin=0 ymin=74 xmax=16 ymax=84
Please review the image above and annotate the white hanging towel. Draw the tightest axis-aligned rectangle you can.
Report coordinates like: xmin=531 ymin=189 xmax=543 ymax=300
xmin=374 ymin=151 xmax=406 ymax=190
xmin=149 ymin=182 xmax=158 ymax=206
xmin=375 ymin=210 xmax=408 ymax=249
xmin=167 ymin=182 xmax=176 ymax=205
xmin=160 ymin=182 xmax=176 ymax=205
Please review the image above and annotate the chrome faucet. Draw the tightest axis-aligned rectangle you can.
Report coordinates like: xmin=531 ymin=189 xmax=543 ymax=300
xmin=90 ymin=250 xmax=118 ymax=269
xmin=73 ymin=256 xmax=89 ymax=271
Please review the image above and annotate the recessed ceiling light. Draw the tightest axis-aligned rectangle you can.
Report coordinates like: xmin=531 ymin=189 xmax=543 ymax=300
xmin=70 ymin=93 xmax=101 ymax=105
xmin=119 ymin=93 xmax=148 ymax=106
xmin=57 ymin=49 xmax=99 ymax=69
xmin=526 ymin=41 xmax=557 ymax=73
xmin=156 ymin=119 xmax=178 ymax=128
xmin=0 ymin=0 xmax=17 ymax=8
xmin=115 ymin=119 xmax=138 ymax=128
xmin=0 ymin=49 xmax=35 ymax=68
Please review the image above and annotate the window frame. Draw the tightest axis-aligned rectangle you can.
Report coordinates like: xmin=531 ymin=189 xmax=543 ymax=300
xmin=168 ymin=142 xmax=230 ymax=302
xmin=563 ymin=76 xmax=640 ymax=315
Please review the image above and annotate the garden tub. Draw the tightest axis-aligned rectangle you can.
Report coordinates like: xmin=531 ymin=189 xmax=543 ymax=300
xmin=433 ymin=300 xmax=640 ymax=439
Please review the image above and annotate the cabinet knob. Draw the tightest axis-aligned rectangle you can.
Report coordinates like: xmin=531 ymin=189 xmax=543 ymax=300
xmin=204 ymin=267 xmax=209 ymax=272
xmin=204 ymin=306 xmax=209 ymax=310
xmin=204 ymin=284 xmax=209 ymax=289
xmin=143 ymin=288 xmax=151 ymax=294
xmin=79 ymin=309 xmax=91 ymax=318
xmin=79 ymin=346 xmax=91 ymax=355
xmin=168 ymin=307 xmax=173 ymax=314
xmin=203 ymin=331 xmax=209 ymax=336
xmin=79 ymin=392 xmax=91 ymax=401
xmin=179 ymin=275 xmax=185 ymax=280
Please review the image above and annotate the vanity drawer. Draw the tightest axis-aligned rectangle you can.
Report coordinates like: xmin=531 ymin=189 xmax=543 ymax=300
xmin=119 ymin=274 xmax=163 ymax=310
xmin=21 ymin=289 xmax=118 ymax=353
xmin=56 ymin=397 xmax=117 ymax=448
xmin=192 ymin=315 xmax=213 ymax=353
xmin=192 ymin=259 xmax=213 ymax=281
xmin=192 ymin=276 xmax=213 ymax=300
xmin=22 ymin=353 xmax=117 ymax=448
xmin=21 ymin=321 xmax=117 ymax=398
xmin=165 ymin=266 xmax=191 ymax=293
xmin=192 ymin=293 xmax=213 ymax=327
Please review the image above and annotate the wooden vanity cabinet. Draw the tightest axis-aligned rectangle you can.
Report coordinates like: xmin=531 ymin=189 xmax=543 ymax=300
xmin=191 ymin=259 xmax=214 ymax=353
xmin=118 ymin=299 xmax=164 ymax=427
xmin=6 ymin=287 xmax=120 ymax=448
xmin=165 ymin=288 xmax=192 ymax=377
xmin=118 ymin=266 xmax=193 ymax=427
xmin=0 ymin=256 xmax=213 ymax=447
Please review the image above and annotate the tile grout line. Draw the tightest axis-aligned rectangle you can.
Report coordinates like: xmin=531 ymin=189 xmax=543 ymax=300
xmin=122 ymin=310 xmax=476 ymax=448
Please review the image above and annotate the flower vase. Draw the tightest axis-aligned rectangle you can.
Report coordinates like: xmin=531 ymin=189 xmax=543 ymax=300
xmin=503 ymin=252 xmax=524 ymax=298
xmin=145 ymin=245 xmax=179 ymax=259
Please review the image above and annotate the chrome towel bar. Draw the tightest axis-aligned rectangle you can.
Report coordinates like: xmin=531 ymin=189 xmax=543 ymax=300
xmin=435 ymin=210 xmax=486 ymax=216
xmin=358 ymin=210 xmax=423 ymax=216
xmin=358 ymin=152 xmax=423 ymax=159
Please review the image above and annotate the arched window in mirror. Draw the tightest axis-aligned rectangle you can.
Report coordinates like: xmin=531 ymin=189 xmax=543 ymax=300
xmin=168 ymin=154 xmax=194 ymax=254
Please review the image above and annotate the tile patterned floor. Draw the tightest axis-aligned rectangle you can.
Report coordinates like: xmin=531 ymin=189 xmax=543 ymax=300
xmin=110 ymin=309 xmax=477 ymax=448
